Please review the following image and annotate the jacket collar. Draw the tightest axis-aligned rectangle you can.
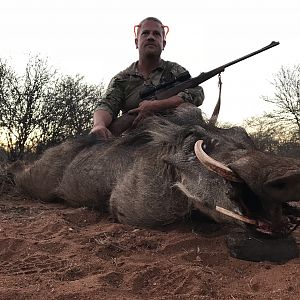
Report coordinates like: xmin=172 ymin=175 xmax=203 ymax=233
xmin=125 ymin=59 xmax=166 ymax=76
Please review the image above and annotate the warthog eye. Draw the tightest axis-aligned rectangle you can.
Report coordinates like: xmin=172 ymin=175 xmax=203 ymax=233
xmin=200 ymin=138 xmax=219 ymax=155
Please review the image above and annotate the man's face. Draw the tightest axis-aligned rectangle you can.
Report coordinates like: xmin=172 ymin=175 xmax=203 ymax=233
xmin=135 ymin=20 xmax=166 ymax=58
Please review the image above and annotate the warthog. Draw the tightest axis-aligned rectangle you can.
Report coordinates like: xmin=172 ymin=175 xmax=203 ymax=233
xmin=13 ymin=104 xmax=300 ymax=261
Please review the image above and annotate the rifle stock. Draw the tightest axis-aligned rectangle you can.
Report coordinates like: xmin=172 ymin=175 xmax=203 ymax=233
xmin=108 ymin=41 xmax=279 ymax=136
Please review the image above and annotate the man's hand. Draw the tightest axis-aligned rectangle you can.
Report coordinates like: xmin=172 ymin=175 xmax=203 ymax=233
xmin=128 ymin=100 xmax=159 ymax=127
xmin=90 ymin=124 xmax=113 ymax=139
xmin=91 ymin=110 xmax=113 ymax=139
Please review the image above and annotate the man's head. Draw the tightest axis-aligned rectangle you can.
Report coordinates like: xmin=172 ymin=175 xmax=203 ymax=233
xmin=135 ymin=17 xmax=168 ymax=59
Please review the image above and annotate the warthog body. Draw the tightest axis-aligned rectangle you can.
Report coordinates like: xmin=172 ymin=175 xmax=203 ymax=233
xmin=15 ymin=104 xmax=300 ymax=238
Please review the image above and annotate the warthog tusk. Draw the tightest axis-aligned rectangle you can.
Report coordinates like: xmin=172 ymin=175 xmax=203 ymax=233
xmin=216 ymin=206 xmax=256 ymax=225
xmin=216 ymin=206 xmax=277 ymax=235
xmin=194 ymin=140 xmax=243 ymax=182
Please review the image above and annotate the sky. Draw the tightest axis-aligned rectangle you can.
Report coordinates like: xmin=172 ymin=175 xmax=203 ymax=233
xmin=1 ymin=0 xmax=299 ymax=124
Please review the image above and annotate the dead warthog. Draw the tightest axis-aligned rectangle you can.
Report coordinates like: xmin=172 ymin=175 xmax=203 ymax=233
xmin=13 ymin=104 xmax=300 ymax=261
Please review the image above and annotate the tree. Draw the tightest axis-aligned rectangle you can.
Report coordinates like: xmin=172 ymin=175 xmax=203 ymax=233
xmin=36 ymin=74 xmax=103 ymax=152
xmin=0 ymin=56 xmax=55 ymax=160
xmin=0 ymin=56 xmax=104 ymax=160
xmin=263 ymin=65 xmax=300 ymax=139
xmin=244 ymin=114 xmax=300 ymax=158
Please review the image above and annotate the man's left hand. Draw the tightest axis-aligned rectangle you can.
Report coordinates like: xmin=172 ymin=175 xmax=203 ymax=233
xmin=128 ymin=100 xmax=159 ymax=127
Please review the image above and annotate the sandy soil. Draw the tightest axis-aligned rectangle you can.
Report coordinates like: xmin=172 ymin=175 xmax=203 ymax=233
xmin=1 ymin=184 xmax=300 ymax=300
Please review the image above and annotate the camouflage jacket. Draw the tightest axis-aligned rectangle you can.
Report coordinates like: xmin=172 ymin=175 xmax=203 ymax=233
xmin=96 ymin=60 xmax=205 ymax=119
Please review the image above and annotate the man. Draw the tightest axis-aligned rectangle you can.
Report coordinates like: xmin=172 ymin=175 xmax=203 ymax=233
xmin=91 ymin=17 xmax=204 ymax=139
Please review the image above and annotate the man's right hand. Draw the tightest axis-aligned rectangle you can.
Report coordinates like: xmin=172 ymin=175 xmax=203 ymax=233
xmin=91 ymin=110 xmax=114 ymax=139
xmin=90 ymin=124 xmax=113 ymax=139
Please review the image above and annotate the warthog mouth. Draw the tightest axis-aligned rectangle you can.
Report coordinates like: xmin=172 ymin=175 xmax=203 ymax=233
xmin=194 ymin=140 xmax=300 ymax=237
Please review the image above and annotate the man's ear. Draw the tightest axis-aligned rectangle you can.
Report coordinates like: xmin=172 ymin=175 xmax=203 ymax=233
xmin=163 ymin=40 xmax=166 ymax=50
xmin=135 ymin=38 xmax=138 ymax=49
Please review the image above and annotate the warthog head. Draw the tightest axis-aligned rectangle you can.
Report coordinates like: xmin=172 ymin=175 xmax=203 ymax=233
xmin=14 ymin=104 xmax=300 ymax=239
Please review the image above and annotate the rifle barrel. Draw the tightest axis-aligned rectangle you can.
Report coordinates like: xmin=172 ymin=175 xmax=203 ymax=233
xmin=216 ymin=41 xmax=280 ymax=72
xmin=152 ymin=41 xmax=280 ymax=100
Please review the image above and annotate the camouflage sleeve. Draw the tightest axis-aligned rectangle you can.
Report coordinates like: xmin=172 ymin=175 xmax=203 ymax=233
xmin=95 ymin=74 xmax=124 ymax=119
xmin=170 ymin=62 xmax=205 ymax=106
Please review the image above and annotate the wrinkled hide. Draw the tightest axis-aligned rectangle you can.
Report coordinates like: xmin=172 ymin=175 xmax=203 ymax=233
xmin=14 ymin=104 xmax=300 ymax=235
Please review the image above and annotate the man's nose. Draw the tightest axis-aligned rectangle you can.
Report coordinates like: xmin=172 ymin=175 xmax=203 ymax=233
xmin=147 ymin=32 xmax=155 ymax=40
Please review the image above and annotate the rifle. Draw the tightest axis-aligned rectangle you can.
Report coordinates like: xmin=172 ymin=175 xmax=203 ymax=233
xmin=108 ymin=41 xmax=280 ymax=136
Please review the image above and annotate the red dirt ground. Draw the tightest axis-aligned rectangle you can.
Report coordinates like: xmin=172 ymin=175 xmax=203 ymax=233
xmin=1 ymin=185 xmax=300 ymax=300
